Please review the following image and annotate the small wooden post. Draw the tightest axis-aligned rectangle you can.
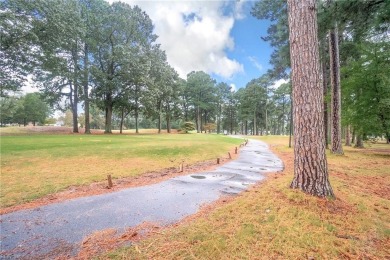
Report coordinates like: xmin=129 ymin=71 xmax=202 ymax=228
xmin=235 ymin=147 xmax=238 ymax=154
xmin=179 ymin=163 xmax=184 ymax=172
xmin=228 ymin=152 xmax=232 ymax=159
xmin=217 ymin=158 xmax=220 ymax=164
xmin=107 ymin=174 xmax=113 ymax=188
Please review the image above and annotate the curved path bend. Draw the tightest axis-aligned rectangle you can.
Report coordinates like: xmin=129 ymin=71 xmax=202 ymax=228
xmin=0 ymin=138 xmax=284 ymax=259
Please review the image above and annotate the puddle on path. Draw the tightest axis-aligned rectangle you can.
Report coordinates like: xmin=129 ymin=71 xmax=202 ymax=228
xmin=0 ymin=137 xmax=284 ymax=259
xmin=190 ymin=175 xmax=206 ymax=179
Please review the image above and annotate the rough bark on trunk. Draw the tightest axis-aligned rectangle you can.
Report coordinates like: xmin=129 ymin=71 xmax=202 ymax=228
xmin=329 ymin=23 xmax=343 ymax=155
xmin=287 ymin=0 xmax=334 ymax=197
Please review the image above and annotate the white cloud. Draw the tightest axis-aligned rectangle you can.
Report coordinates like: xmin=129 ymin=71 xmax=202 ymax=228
xmin=248 ymin=56 xmax=263 ymax=71
xmin=116 ymin=0 xmax=244 ymax=79
xmin=270 ymin=79 xmax=289 ymax=90
xmin=231 ymin=0 xmax=246 ymax=20
xmin=229 ymin=83 xmax=236 ymax=92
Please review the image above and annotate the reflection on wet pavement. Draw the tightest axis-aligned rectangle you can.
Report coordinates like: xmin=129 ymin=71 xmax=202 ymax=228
xmin=0 ymin=137 xmax=284 ymax=259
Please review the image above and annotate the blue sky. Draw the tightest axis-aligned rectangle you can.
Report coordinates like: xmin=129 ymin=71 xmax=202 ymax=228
xmin=215 ymin=1 xmax=273 ymax=89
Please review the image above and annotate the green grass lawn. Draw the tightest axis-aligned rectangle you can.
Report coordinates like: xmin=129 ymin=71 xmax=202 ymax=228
xmin=0 ymin=133 xmax=242 ymax=208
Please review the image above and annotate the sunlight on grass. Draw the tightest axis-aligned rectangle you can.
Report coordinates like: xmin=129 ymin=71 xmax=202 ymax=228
xmin=104 ymin=136 xmax=390 ymax=259
xmin=0 ymin=133 xmax=242 ymax=207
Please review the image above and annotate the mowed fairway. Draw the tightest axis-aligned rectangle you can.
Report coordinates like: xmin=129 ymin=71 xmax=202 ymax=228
xmin=0 ymin=132 xmax=242 ymax=208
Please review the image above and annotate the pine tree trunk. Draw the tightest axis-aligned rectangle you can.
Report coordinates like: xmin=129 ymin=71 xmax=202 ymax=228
xmin=322 ymin=46 xmax=329 ymax=149
xmin=345 ymin=125 xmax=351 ymax=146
xmin=287 ymin=0 xmax=334 ymax=197
xmin=83 ymin=43 xmax=91 ymax=134
xmin=72 ymin=48 xmax=79 ymax=133
xmin=329 ymin=23 xmax=343 ymax=154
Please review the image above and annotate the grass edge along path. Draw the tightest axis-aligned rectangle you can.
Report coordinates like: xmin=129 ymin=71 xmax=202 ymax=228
xmin=0 ymin=133 xmax=243 ymax=209
xmin=101 ymin=136 xmax=390 ymax=259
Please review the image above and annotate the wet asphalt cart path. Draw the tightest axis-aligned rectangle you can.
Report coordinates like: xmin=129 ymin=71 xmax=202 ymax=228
xmin=0 ymin=138 xmax=284 ymax=259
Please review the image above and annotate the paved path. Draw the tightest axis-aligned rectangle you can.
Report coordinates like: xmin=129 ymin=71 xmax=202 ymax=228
xmin=0 ymin=138 xmax=284 ymax=259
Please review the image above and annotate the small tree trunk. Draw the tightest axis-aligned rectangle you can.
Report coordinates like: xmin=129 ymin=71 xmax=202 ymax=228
xmin=217 ymin=104 xmax=221 ymax=134
xmin=166 ymin=104 xmax=171 ymax=133
xmin=355 ymin=134 xmax=364 ymax=148
xmin=83 ymin=43 xmax=91 ymax=134
xmin=322 ymin=47 xmax=329 ymax=149
xmin=158 ymin=102 xmax=162 ymax=134
xmin=345 ymin=125 xmax=351 ymax=146
xmin=135 ymin=98 xmax=139 ymax=134
xmin=329 ymin=22 xmax=343 ymax=155
xmin=196 ymin=105 xmax=200 ymax=133
xmin=71 ymin=48 xmax=79 ymax=134
xmin=104 ymin=103 xmax=113 ymax=134
xmin=253 ymin=109 xmax=257 ymax=135
xmin=119 ymin=108 xmax=124 ymax=134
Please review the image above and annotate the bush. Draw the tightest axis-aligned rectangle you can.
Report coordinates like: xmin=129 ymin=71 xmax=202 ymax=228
xmin=181 ymin=121 xmax=196 ymax=133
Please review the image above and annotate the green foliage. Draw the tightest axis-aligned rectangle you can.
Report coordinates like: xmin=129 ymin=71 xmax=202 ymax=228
xmin=1 ymin=93 xmax=51 ymax=126
xmin=181 ymin=121 xmax=196 ymax=133
xmin=342 ymin=41 xmax=390 ymax=140
xmin=0 ymin=0 xmax=41 ymax=97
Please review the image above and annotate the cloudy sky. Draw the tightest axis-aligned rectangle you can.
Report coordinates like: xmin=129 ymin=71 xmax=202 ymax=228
xmin=113 ymin=0 xmax=279 ymax=91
